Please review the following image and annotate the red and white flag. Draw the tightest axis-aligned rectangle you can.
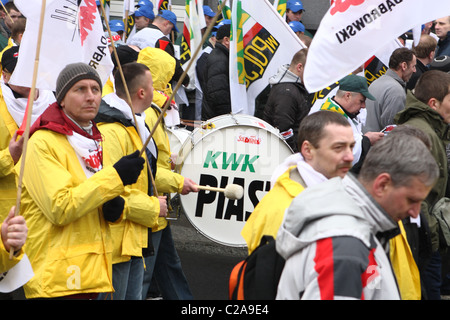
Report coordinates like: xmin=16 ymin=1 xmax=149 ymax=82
xmin=10 ymin=0 xmax=113 ymax=91
xmin=304 ymin=0 xmax=450 ymax=93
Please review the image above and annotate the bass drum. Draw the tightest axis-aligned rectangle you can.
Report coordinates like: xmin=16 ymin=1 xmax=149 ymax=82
xmin=175 ymin=114 xmax=293 ymax=247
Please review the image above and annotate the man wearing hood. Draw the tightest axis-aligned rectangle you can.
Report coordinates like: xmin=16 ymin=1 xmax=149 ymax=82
xmin=263 ymin=49 xmax=309 ymax=152
xmin=276 ymin=132 xmax=439 ymax=300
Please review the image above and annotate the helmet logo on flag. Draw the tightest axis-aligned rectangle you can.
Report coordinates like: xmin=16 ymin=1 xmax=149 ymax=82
xmin=79 ymin=0 xmax=98 ymax=45
xmin=242 ymin=23 xmax=280 ymax=88
xmin=331 ymin=0 xmax=365 ymax=16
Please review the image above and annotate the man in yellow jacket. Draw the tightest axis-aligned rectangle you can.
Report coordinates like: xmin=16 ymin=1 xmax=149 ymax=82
xmin=18 ymin=63 xmax=145 ymax=299
xmin=95 ymin=62 xmax=168 ymax=300
xmin=0 ymin=46 xmax=56 ymax=224
xmin=137 ymin=47 xmax=199 ymax=300
xmin=241 ymin=111 xmax=355 ymax=254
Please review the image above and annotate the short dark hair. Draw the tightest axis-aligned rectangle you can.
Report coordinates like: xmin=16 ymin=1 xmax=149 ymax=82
xmin=389 ymin=47 xmax=415 ymax=69
xmin=414 ymin=70 xmax=450 ymax=104
xmin=114 ymin=62 xmax=150 ymax=98
xmin=297 ymin=111 xmax=350 ymax=148
xmin=290 ymin=48 xmax=308 ymax=66
xmin=359 ymin=131 xmax=438 ymax=188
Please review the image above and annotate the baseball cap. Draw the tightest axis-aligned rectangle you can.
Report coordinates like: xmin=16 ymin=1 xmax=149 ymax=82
xmin=288 ymin=21 xmax=305 ymax=33
xmin=158 ymin=10 xmax=179 ymax=33
xmin=135 ymin=5 xmax=155 ymax=21
xmin=203 ymin=5 xmax=215 ymax=17
xmin=109 ymin=20 xmax=125 ymax=32
xmin=429 ymin=56 xmax=450 ymax=73
xmin=339 ymin=74 xmax=376 ymax=101
xmin=137 ymin=0 xmax=153 ymax=8
xmin=287 ymin=0 xmax=304 ymax=13
xmin=1 ymin=45 xmax=19 ymax=73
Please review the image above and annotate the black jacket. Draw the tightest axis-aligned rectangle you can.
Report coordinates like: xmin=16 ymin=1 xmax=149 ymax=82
xmin=263 ymin=65 xmax=310 ymax=152
xmin=202 ymin=42 xmax=231 ymax=120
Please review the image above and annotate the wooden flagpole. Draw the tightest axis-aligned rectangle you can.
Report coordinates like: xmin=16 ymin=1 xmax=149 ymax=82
xmin=98 ymin=2 xmax=160 ymax=197
xmin=10 ymin=0 xmax=47 ymax=259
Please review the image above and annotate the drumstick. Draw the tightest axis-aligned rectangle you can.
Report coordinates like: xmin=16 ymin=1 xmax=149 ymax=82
xmin=196 ymin=184 xmax=244 ymax=200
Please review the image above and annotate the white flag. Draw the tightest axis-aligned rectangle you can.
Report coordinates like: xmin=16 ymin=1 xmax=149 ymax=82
xmin=123 ymin=0 xmax=135 ymax=15
xmin=10 ymin=0 xmax=113 ymax=90
xmin=230 ymin=0 xmax=306 ymax=115
xmin=0 ymin=254 xmax=34 ymax=293
xmin=304 ymin=0 xmax=450 ymax=93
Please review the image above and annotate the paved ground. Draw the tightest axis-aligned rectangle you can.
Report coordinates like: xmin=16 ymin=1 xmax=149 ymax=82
xmin=170 ymin=209 xmax=247 ymax=300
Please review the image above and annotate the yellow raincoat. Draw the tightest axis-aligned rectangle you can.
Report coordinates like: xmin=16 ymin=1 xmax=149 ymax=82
xmin=390 ymin=220 xmax=421 ymax=300
xmin=18 ymin=129 xmax=124 ymax=299
xmin=241 ymin=166 xmax=305 ymax=254
xmin=138 ymin=47 xmax=185 ymax=232
xmin=0 ymin=231 xmax=23 ymax=274
xmin=98 ymin=116 xmax=160 ymax=263
xmin=137 ymin=46 xmax=176 ymax=110
xmin=0 ymin=97 xmax=17 ymax=220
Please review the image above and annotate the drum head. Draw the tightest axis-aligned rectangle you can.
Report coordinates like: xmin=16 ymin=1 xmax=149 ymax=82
xmin=177 ymin=114 xmax=293 ymax=247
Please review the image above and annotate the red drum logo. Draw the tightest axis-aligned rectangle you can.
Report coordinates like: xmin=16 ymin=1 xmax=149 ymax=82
xmin=330 ymin=0 xmax=365 ymax=16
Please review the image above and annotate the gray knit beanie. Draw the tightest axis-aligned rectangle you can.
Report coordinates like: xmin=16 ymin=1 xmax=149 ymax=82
xmin=56 ymin=62 xmax=102 ymax=103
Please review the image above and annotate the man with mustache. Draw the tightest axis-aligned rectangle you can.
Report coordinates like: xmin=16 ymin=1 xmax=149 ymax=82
xmin=241 ymin=111 xmax=355 ymax=254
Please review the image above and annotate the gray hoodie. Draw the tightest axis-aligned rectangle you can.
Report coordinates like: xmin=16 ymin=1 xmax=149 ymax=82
xmin=276 ymin=174 xmax=400 ymax=300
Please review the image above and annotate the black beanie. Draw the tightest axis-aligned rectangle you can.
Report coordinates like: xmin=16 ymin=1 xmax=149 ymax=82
xmin=216 ymin=24 xmax=231 ymax=40
xmin=56 ymin=62 xmax=102 ymax=103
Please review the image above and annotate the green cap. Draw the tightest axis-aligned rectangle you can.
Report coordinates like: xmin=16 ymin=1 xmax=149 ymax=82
xmin=338 ymin=74 xmax=376 ymax=101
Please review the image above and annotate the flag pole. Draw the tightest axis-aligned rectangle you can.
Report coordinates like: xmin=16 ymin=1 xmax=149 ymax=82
xmin=10 ymin=0 xmax=47 ymax=259
xmin=139 ymin=0 xmax=228 ymax=157
xmin=98 ymin=2 xmax=160 ymax=197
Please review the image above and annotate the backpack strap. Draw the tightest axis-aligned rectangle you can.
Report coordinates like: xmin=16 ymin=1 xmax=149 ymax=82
xmin=229 ymin=260 xmax=247 ymax=300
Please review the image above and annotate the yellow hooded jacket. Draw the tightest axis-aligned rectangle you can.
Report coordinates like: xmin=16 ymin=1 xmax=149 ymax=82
xmin=18 ymin=129 xmax=124 ymax=299
xmin=138 ymin=46 xmax=185 ymax=232
xmin=0 ymin=97 xmax=17 ymax=220
xmin=97 ymin=105 xmax=161 ymax=263
xmin=241 ymin=166 xmax=305 ymax=254
xmin=0 ymin=231 xmax=24 ymax=274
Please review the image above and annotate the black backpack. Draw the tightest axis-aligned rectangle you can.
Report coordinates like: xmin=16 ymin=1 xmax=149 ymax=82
xmin=229 ymin=235 xmax=285 ymax=300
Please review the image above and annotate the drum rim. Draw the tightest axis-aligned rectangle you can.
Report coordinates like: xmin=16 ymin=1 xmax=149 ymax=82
xmin=173 ymin=114 xmax=294 ymax=247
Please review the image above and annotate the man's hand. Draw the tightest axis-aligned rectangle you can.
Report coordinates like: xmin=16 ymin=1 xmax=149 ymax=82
xmin=9 ymin=131 xmax=24 ymax=164
xmin=158 ymin=196 xmax=168 ymax=217
xmin=181 ymin=178 xmax=199 ymax=195
xmin=1 ymin=206 xmax=27 ymax=253
xmin=364 ymin=131 xmax=384 ymax=145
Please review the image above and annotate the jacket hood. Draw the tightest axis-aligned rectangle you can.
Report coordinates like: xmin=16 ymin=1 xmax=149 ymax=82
xmin=95 ymin=99 xmax=134 ymax=127
xmin=395 ymin=91 xmax=447 ymax=136
xmin=137 ymin=46 xmax=175 ymax=92
xmin=276 ymin=174 xmax=397 ymax=260
xmin=268 ymin=64 xmax=302 ymax=85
